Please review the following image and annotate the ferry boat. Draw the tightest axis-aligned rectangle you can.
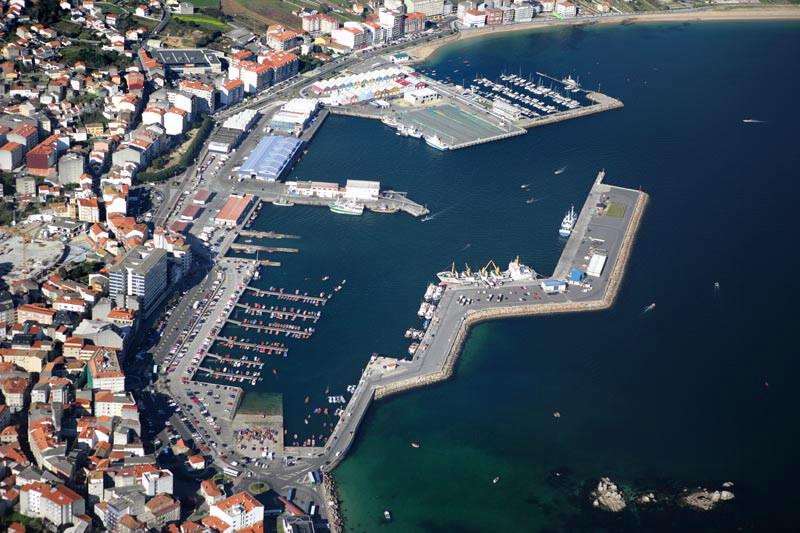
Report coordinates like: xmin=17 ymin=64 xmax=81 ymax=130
xmin=329 ymin=199 xmax=364 ymax=216
xmin=272 ymin=197 xmax=295 ymax=207
xmin=424 ymin=134 xmax=449 ymax=151
xmin=558 ymin=206 xmax=577 ymax=237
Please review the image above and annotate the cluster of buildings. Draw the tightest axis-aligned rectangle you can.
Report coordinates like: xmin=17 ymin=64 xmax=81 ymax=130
xmin=309 ymin=65 xmax=425 ymax=105
xmin=299 ymin=0 xmax=449 ymax=52
xmin=457 ymin=0 xmax=580 ymax=28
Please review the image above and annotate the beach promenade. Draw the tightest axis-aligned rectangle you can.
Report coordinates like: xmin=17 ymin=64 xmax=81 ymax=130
xmin=406 ymin=5 xmax=800 ymax=62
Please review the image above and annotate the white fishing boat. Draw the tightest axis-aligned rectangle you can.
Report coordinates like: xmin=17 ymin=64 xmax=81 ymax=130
xmin=558 ymin=206 xmax=577 ymax=237
xmin=425 ymin=134 xmax=449 ymax=151
xmin=329 ymin=199 xmax=364 ymax=216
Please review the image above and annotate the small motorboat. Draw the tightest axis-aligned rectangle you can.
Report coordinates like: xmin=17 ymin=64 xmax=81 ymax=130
xmin=553 ymin=411 xmax=561 ymax=418
xmin=410 ymin=442 xmax=421 ymax=449
xmin=492 ymin=476 xmax=500 ymax=484
xmin=384 ymin=509 xmax=392 ymax=520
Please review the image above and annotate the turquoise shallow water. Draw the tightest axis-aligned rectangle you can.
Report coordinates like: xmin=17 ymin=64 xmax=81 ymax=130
xmin=234 ymin=20 xmax=800 ymax=531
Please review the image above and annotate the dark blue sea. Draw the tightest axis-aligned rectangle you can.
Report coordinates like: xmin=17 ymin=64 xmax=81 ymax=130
xmin=230 ymin=20 xmax=800 ymax=531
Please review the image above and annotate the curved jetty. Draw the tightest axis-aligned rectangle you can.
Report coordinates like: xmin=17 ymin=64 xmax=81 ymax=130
xmin=321 ymin=170 xmax=649 ymax=470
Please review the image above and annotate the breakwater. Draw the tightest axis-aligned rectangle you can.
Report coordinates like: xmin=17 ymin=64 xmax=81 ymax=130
xmin=516 ymin=91 xmax=624 ymax=130
xmin=375 ymin=194 xmax=647 ymax=400
xmin=321 ymin=171 xmax=648 ymax=477
xmin=318 ymin=174 xmax=647 ymax=531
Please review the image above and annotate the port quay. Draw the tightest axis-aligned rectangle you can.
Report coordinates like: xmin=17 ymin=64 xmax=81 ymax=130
xmin=324 ymin=71 xmax=624 ymax=151
xmin=310 ymin=170 xmax=648 ymax=519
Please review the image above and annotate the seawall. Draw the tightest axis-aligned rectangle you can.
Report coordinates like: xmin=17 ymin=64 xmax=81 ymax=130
xmin=374 ymin=188 xmax=648 ymax=401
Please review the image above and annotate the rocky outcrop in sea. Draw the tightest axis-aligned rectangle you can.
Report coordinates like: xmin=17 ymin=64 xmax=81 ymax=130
xmin=682 ymin=486 xmax=735 ymax=511
xmin=591 ymin=477 xmax=627 ymax=512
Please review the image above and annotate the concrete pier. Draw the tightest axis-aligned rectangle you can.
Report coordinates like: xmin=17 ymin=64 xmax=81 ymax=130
xmin=204 ymin=353 xmax=265 ymax=368
xmin=245 ymin=287 xmax=330 ymax=305
xmin=321 ymin=170 xmax=648 ymax=471
xmin=214 ymin=336 xmax=288 ymax=355
xmin=239 ymin=230 xmax=301 ymax=240
xmin=516 ymin=92 xmax=624 ymax=130
xmin=229 ymin=243 xmax=299 ymax=254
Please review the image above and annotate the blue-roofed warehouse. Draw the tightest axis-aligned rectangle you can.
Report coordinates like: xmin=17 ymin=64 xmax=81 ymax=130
xmin=238 ymin=135 xmax=304 ymax=181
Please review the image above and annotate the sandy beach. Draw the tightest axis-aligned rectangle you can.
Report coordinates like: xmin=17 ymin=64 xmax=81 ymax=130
xmin=407 ymin=6 xmax=800 ymax=61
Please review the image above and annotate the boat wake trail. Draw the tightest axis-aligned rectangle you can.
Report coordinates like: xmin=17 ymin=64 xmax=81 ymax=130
xmin=742 ymin=119 xmax=766 ymax=124
xmin=525 ymin=196 xmax=548 ymax=204
xmin=421 ymin=205 xmax=456 ymax=222
xmin=459 ymin=243 xmax=472 ymax=252
xmin=554 ymin=166 xmax=567 ymax=175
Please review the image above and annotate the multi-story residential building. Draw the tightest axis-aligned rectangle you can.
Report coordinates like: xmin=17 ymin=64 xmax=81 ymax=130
xmin=220 ymin=79 xmax=244 ymax=107
xmin=405 ymin=0 xmax=444 ymax=18
xmin=0 ymin=377 xmax=30 ymax=412
xmin=379 ymin=8 xmax=405 ymax=39
xmin=331 ymin=25 xmax=367 ymax=50
xmin=140 ymin=493 xmax=180 ymax=529
xmin=77 ymin=197 xmax=100 ymax=223
xmin=209 ymin=492 xmax=264 ymax=532
xmin=20 ymin=482 xmax=85 ymax=527
xmin=86 ymin=348 xmax=125 ymax=392
xmin=179 ymin=79 xmax=216 ymax=113
xmin=108 ymin=247 xmax=168 ymax=314
xmin=94 ymin=390 xmax=137 ymax=418
xmin=556 ymin=0 xmax=577 ymax=16
xmin=0 ymin=141 xmax=24 ymax=171
xmin=57 ymin=153 xmax=85 ymax=185
xmin=141 ymin=469 xmax=174 ymax=496
xmin=405 ymin=11 xmax=426 ymax=33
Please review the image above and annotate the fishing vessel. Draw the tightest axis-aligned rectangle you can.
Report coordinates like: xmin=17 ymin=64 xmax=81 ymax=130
xmin=437 ymin=257 xmax=537 ymax=285
xmin=558 ymin=206 xmax=577 ymax=237
xmin=329 ymin=199 xmax=364 ymax=216
xmin=369 ymin=204 xmax=399 ymax=214
xmin=437 ymin=263 xmax=479 ymax=285
xmin=506 ymin=257 xmax=538 ymax=281
xmin=424 ymin=134 xmax=449 ymax=151
xmin=406 ymin=126 xmax=423 ymax=139
xmin=272 ymin=197 xmax=295 ymax=207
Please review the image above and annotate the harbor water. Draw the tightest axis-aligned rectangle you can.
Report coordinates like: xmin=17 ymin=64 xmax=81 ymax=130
xmin=241 ymin=21 xmax=800 ymax=531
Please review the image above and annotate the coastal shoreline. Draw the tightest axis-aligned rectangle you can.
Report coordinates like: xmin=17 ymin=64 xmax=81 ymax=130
xmin=407 ymin=6 xmax=800 ymax=62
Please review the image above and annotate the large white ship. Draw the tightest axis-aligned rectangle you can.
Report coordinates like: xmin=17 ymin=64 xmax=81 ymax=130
xmin=559 ymin=205 xmax=577 ymax=237
xmin=437 ymin=258 xmax=537 ymax=286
